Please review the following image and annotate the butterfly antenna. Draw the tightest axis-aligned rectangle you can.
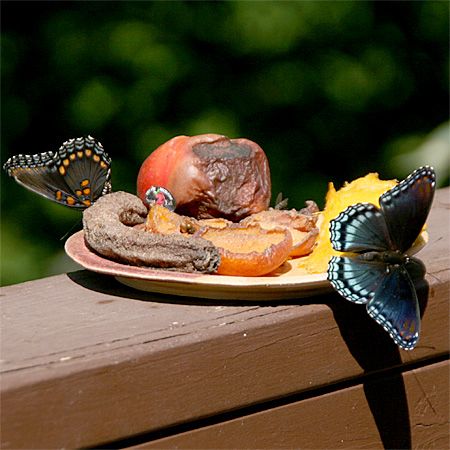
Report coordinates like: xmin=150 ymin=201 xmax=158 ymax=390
xmin=429 ymin=235 xmax=443 ymax=246
xmin=59 ymin=217 xmax=83 ymax=241
xmin=426 ymin=271 xmax=442 ymax=283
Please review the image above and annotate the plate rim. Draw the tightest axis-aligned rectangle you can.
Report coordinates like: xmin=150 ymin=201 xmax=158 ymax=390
xmin=65 ymin=230 xmax=329 ymax=288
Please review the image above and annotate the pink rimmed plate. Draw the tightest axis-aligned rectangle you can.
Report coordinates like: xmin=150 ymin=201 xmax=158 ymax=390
xmin=65 ymin=230 xmax=330 ymax=300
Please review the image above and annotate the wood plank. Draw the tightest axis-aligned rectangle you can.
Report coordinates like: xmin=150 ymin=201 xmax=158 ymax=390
xmin=1 ymin=188 xmax=449 ymax=449
xmin=133 ymin=360 xmax=450 ymax=449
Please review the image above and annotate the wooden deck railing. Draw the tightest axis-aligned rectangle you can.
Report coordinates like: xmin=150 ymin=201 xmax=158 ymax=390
xmin=1 ymin=187 xmax=449 ymax=449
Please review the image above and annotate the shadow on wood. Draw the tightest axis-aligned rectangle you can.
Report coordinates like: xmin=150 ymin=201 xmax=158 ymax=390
xmin=329 ymin=271 xmax=429 ymax=449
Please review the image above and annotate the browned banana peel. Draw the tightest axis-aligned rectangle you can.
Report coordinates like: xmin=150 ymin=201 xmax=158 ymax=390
xmin=82 ymin=191 xmax=220 ymax=273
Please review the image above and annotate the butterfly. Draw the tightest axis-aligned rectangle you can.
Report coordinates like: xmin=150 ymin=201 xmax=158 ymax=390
xmin=327 ymin=166 xmax=436 ymax=350
xmin=3 ymin=135 xmax=111 ymax=209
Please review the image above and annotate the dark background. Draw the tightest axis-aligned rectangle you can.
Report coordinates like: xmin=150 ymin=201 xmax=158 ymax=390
xmin=1 ymin=1 xmax=449 ymax=286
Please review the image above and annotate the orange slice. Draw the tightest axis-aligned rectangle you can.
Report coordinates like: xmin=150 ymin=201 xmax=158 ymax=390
xmin=197 ymin=224 xmax=293 ymax=276
xmin=289 ymin=228 xmax=319 ymax=257
xmin=197 ymin=217 xmax=233 ymax=229
xmin=241 ymin=206 xmax=319 ymax=258
xmin=145 ymin=204 xmax=200 ymax=235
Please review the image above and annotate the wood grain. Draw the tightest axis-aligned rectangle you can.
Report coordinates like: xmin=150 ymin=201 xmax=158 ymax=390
xmin=131 ymin=360 xmax=450 ymax=449
xmin=1 ymin=188 xmax=449 ymax=449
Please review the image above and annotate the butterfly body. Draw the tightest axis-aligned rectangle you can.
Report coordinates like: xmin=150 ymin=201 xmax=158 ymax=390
xmin=3 ymin=136 xmax=111 ymax=209
xmin=327 ymin=166 xmax=435 ymax=350
xmin=360 ymin=249 xmax=407 ymax=265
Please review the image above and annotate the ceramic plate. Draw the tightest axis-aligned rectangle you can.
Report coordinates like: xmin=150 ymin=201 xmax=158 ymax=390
xmin=65 ymin=230 xmax=331 ymax=300
xmin=65 ymin=230 xmax=428 ymax=301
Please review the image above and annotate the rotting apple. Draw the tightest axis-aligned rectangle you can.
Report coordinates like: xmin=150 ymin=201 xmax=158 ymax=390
xmin=137 ymin=134 xmax=272 ymax=221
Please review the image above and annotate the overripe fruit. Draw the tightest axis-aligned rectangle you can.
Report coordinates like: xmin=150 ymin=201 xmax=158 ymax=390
xmin=137 ymin=134 xmax=271 ymax=221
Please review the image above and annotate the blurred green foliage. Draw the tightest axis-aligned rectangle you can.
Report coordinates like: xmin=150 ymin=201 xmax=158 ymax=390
xmin=1 ymin=1 xmax=449 ymax=286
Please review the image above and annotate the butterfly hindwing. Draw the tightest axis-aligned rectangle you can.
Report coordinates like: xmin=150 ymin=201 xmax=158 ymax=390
xmin=367 ymin=264 xmax=420 ymax=350
xmin=330 ymin=203 xmax=393 ymax=253
xmin=328 ymin=255 xmax=387 ymax=304
xmin=3 ymin=136 xmax=111 ymax=209
xmin=380 ymin=166 xmax=435 ymax=253
xmin=404 ymin=256 xmax=426 ymax=281
xmin=60 ymin=137 xmax=112 ymax=205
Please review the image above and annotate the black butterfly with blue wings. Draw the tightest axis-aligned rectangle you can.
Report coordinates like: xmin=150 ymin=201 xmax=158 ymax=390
xmin=3 ymin=136 xmax=111 ymax=209
xmin=327 ymin=166 xmax=436 ymax=350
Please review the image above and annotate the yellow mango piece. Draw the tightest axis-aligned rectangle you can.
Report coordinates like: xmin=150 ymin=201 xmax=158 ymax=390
xmin=299 ymin=172 xmax=397 ymax=274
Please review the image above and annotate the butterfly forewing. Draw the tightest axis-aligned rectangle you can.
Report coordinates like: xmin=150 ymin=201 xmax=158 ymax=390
xmin=5 ymin=156 xmax=61 ymax=199
xmin=3 ymin=136 xmax=111 ymax=209
xmin=367 ymin=265 xmax=420 ymax=350
xmin=380 ymin=166 xmax=435 ymax=253
xmin=328 ymin=255 xmax=387 ymax=304
xmin=330 ymin=203 xmax=393 ymax=253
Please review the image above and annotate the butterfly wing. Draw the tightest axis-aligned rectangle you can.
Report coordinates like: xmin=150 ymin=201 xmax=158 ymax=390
xmin=330 ymin=203 xmax=393 ymax=253
xmin=404 ymin=256 xmax=426 ymax=281
xmin=380 ymin=166 xmax=435 ymax=253
xmin=367 ymin=265 xmax=420 ymax=350
xmin=328 ymin=255 xmax=387 ymax=304
xmin=328 ymin=255 xmax=421 ymax=349
xmin=3 ymin=136 xmax=111 ymax=209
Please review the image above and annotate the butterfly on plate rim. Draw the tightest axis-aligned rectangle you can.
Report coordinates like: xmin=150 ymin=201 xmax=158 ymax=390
xmin=3 ymin=135 xmax=112 ymax=209
xmin=327 ymin=166 xmax=436 ymax=350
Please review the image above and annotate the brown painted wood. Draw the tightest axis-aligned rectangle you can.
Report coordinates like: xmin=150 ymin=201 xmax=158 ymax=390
xmin=131 ymin=360 xmax=450 ymax=449
xmin=1 ymin=188 xmax=449 ymax=449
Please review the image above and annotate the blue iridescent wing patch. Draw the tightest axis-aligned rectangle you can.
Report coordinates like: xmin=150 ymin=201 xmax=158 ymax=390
xmin=3 ymin=136 xmax=111 ymax=209
xmin=328 ymin=255 xmax=386 ymax=304
xmin=327 ymin=166 xmax=436 ymax=350
xmin=329 ymin=203 xmax=392 ymax=253
xmin=367 ymin=265 xmax=420 ymax=350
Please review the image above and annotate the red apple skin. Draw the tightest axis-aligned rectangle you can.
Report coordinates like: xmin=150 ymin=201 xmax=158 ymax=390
xmin=137 ymin=135 xmax=189 ymax=197
xmin=137 ymin=134 xmax=271 ymax=221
